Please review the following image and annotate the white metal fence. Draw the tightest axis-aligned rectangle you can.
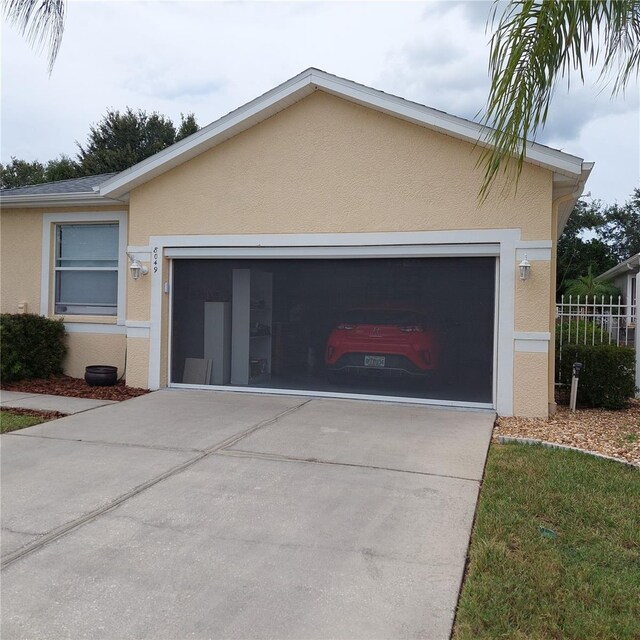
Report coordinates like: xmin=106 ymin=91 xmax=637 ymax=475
xmin=555 ymin=295 xmax=637 ymax=387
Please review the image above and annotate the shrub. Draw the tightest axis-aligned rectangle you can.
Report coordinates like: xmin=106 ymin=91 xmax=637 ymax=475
xmin=0 ymin=314 xmax=67 ymax=382
xmin=558 ymin=343 xmax=636 ymax=409
xmin=555 ymin=319 xmax=609 ymax=348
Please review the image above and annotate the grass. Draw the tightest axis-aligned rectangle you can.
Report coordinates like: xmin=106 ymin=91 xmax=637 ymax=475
xmin=454 ymin=443 xmax=640 ymax=640
xmin=0 ymin=410 xmax=46 ymax=433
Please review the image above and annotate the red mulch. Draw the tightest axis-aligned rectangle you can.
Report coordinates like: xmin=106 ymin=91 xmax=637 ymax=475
xmin=1 ymin=375 xmax=149 ymax=401
xmin=1 ymin=407 xmax=67 ymax=420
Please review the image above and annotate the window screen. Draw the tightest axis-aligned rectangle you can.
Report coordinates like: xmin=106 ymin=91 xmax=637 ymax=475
xmin=54 ymin=223 xmax=119 ymax=315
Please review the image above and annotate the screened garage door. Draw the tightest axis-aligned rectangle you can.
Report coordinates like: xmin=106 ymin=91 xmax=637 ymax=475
xmin=170 ymin=257 xmax=496 ymax=404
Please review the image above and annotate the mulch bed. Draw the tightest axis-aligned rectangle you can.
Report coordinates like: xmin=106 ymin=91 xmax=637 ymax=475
xmin=494 ymin=398 xmax=640 ymax=465
xmin=1 ymin=375 xmax=149 ymax=402
xmin=0 ymin=407 xmax=67 ymax=421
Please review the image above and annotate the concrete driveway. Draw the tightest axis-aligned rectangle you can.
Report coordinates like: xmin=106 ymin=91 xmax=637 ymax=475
xmin=1 ymin=390 xmax=494 ymax=639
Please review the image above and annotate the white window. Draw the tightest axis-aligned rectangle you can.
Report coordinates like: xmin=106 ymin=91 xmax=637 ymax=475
xmin=54 ymin=223 xmax=119 ymax=315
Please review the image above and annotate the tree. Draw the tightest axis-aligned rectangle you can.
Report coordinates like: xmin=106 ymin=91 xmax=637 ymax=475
xmin=563 ymin=266 xmax=621 ymax=301
xmin=76 ymin=108 xmax=199 ymax=175
xmin=2 ymin=0 xmax=65 ymax=74
xmin=176 ymin=113 xmax=199 ymax=141
xmin=556 ymin=189 xmax=640 ymax=297
xmin=0 ymin=157 xmax=46 ymax=189
xmin=600 ymin=187 xmax=640 ymax=261
xmin=556 ymin=199 xmax=616 ymax=295
xmin=45 ymin=154 xmax=80 ymax=182
xmin=481 ymin=1 xmax=640 ymax=197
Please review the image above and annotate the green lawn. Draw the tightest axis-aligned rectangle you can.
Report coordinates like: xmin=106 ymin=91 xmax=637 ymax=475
xmin=454 ymin=443 xmax=640 ymax=640
xmin=0 ymin=410 xmax=46 ymax=433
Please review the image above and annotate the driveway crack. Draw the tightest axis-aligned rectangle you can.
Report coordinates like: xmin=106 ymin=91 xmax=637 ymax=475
xmin=1 ymin=399 xmax=312 ymax=570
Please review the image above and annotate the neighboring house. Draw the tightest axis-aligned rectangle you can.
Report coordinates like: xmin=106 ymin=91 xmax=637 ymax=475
xmin=596 ymin=253 xmax=639 ymax=310
xmin=0 ymin=68 xmax=592 ymax=417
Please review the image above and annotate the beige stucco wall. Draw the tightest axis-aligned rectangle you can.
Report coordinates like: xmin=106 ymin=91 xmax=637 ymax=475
xmin=1 ymin=208 xmax=43 ymax=315
xmin=1 ymin=205 xmax=131 ymax=380
xmin=514 ymin=351 xmax=549 ymax=417
xmin=125 ymin=337 xmax=150 ymax=388
xmin=1 ymin=92 xmax=562 ymax=414
xmin=515 ymin=260 xmax=552 ymax=333
xmin=63 ymin=332 xmax=126 ymax=379
xmin=129 ymin=91 xmax=553 ymax=245
xmin=125 ymin=90 xmax=557 ymax=416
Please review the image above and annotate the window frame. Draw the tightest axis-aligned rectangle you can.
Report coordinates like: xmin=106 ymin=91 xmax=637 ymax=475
xmin=41 ymin=211 xmax=128 ymax=325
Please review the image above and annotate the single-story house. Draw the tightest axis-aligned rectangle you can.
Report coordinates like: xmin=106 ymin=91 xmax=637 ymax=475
xmin=0 ymin=68 xmax=593 ymax=417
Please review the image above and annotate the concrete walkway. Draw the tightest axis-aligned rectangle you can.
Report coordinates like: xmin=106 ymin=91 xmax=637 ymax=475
xmin=1 ymin=390 xmax=117 ymax=414
xmin=1 ymin=390 xmax=495 ymax=639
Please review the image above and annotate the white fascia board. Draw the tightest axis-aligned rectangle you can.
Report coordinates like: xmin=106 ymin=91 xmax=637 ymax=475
xmin=0 ymin=192 xmax=124 ymax=208
xmin=99 ymin=68 xmax=587 ymax=199
xmin=99 ymin=71 xmax=317 ymax=198
xmin=596 ymin=253 xmax=640 ymax=281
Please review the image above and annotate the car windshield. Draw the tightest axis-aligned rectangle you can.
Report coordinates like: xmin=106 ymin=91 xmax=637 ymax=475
xmin=341 ymin=310 xmax=426 ymax=325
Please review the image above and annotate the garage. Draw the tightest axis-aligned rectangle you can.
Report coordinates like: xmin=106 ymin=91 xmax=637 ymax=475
xmin=169 ymin=255 xmax=496 ymax=405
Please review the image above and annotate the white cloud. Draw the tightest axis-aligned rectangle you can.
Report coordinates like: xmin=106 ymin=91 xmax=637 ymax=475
xmin=1 ymin=0 xmax=638 ymax=203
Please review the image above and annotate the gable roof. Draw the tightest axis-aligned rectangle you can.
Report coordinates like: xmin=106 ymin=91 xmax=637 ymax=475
xmin=1 ymin=173 xmax=116 ymax=196
xmin=98 ymin=68 xmax=590 ymax=202
xmin=0 ymin=173 xmax=120 ymax=207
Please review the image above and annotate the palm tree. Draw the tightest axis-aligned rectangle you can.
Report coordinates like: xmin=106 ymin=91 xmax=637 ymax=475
xmin=480 ymin=0 xmax=640 ymax=198
xmin=564 ymin=266 xmax=621 ymax=302
xmin=2 ymin=0 xmax=66 ymax=74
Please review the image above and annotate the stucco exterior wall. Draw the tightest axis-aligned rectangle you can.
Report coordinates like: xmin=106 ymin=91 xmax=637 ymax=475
xmin=129 ymin=91 xmax=553 ymax=245
xmin=1 ymin=92 xmax=562 ymax=414
xmin=125 ymin=337 xmax=150 ymax=388
xmin=514 ymin=351 xmax=549 ymax=417
xmin=63 ymin=332 xmax=126 ymax=379
xmin=0 ymin=208 xmax=43 ymax=315
xmin=515 ymin=261 xmax=552 ymax=333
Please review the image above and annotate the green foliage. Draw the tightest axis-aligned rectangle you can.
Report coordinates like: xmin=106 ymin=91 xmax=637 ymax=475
xmin=45 ymin=154 xmax=80 ymax=182
xmin=0 ymin=157 xmax=47 ymax=189
xmin=557 ymin=191 xmax=640 ymax=297
xmin=558 ymin=343 xmax=636 ymax=409
xmin=77 ymin=108 xmax=199 ymax=174
xmin=0 ymin=154 xmax=81 ymax=189
xmin=555 ymin=319 xmax=609 ymax=349
xmin=481 ymin=0 xmax=640 ymax=197
xmin=0 ymin=314 xmax=67 ymax=382
xmin=600 ymin=187 xmax=640 ymax=261
xmin=176 ymin=113 xmax=199 ymax=141
xmin=563 ymin=266 xmax=621 ymax=300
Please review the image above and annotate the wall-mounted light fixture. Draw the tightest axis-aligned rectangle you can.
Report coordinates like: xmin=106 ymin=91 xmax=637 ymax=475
xmin=519 ymin=254 xmax=531 ymax=281
xmin=127 ymin=253 xmax=148 ymax=280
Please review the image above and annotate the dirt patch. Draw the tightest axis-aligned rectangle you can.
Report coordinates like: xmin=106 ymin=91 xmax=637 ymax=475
xmin=494 ymin=399 xmax=640 ymax=465
xmin=1 ymin=375 xmax=149 ymax=402
xmin=1 ymin=407 xmax=67 ymax=421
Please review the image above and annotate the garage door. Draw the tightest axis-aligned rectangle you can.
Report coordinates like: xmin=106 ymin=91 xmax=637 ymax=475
xmin=170 ymin=257 xmax=496 ymax=405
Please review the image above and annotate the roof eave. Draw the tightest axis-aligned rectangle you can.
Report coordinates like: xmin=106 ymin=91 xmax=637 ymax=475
xmin=99 ymin=68 xmax=587 ymax=199
xmin=596 ymin=253 xmax=640 ymax=281
xmin=0 ymin=192 xmax=126 ymax=209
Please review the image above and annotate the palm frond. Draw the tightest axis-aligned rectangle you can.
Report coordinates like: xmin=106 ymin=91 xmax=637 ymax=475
xmin=2 ymin=0 xmax=66 ymax=74
xmin=480 ymin=0 xmax=640 ymax=200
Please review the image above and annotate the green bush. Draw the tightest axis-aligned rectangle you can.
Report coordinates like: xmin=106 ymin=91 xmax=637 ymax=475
xmin=558 ymin=343 xmax=636 ymax=409
xmin=555 ymin=320 xmax=609 ymax=348
xmin=0 ymin=314 xmax=67 ymax=382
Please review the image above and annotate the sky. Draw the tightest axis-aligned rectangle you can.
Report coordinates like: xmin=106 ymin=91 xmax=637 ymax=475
xmin=2 ymin=0 xmax=639 ymax=204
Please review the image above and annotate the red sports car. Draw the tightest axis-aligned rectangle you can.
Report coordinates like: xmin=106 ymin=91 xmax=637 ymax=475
xmin=325 ymin=309 xmax=438 ymax=379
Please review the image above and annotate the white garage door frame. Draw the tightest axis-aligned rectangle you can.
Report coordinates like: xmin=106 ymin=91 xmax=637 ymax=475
xmin=140 ymin=229 xmax=552 ymax=415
